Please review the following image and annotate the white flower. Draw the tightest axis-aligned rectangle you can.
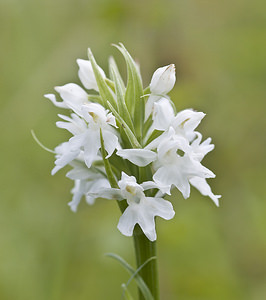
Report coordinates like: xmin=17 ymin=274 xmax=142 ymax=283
xmin=153 ymin=135 xmax=215 ymax=198
xmin=77 ymin=59 xmax=106 ymax=91
xmin=90 ymin=172 xmax=175 ymax=241
xmin=188 ymin=132 xmax=221 ymax=206
xmin=66 ymin=162 xmax=110 ymax=212
xmin=151 ymin=100 xmax=205 ymax=141
xmin=171 ymin=109 xmax=205 ymax=142
xmin=52 ymin=103 xmax=119 ymax=171
xmin=81 ymin=102 xmax=116 ymax=129
xmin=51 ymin=113 xmax=88 ymax=174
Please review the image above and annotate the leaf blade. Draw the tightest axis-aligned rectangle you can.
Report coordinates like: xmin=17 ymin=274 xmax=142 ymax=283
xmin=106 ymin=253 xmax=154 ymax=300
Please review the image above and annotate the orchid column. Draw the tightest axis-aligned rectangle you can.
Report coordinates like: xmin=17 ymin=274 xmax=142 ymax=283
xmin=44 ymin=43 xmax=220 ymax=300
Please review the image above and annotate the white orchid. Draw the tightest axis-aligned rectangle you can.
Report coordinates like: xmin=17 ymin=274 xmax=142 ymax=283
xmin=152 ymin=135 xmax=215 ymax=198
xmin=90 ymin=172 xmax=175 ymax=241
xmin=188 ymin=132 xmax=221 ymax=206
xmin=151 ymin=98 xmax=205 ymax=139
xmin=52 ymin=103 xmax=119 ymax=169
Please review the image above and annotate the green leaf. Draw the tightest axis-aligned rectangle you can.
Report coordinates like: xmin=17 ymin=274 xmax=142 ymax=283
xmin=112 ymin=45 xmax=134 ymax=113
xmin=109 ymin=56 xmax=126 ymax=94
xmin=106 ymin=253 xmax=155 ymax=300
xmin=107 ymin=101 xmax=141 ymax=149
xmin=113 ymin=44 xmax=144 ymax=144
xmin=125 ymin=256 xmax=157 ymax=292
xmin=110 ymin=62 xmax=135 ymax=134
xmin=87 ymin=48 xmax=117 ymax=109
xmin=143 ymin=114 xmax=153 ymax=138
xmin=105 ymin=77 xmax=115 ymax=92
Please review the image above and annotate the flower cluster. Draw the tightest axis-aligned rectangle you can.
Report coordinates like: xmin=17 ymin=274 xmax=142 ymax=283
xmin=45 ymin=44 xmax=220 ymax=241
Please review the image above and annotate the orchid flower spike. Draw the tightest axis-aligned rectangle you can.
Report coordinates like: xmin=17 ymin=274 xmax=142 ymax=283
xmin=44 ymin=44 xmax=220 ymax=242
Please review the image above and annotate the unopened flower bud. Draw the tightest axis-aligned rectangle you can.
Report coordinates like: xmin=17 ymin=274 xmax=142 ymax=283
xmin=150 ymin=64 xmax=176 ymax=95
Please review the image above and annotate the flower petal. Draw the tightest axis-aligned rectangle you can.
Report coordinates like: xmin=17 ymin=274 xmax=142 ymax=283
xmin=83 ymin=130 xmax=101 ymax=168
xmin=146 ymin=197 xmax=175 ymax=220
xmin=117 ymin=196 xmax=175 ymax=241
xmin=140 ymin=181 xmax=159 ymax=190
xmin=85 ymin=178 xmax=111 ymax=204
xmin=145 ymin=94 xmax=160 ymax=121
xmin=66 ymin=162 xmax=99 ymax=180
xmin=68 ymin=180 xmax=87 ymax=212
xmin=153 ymin=165 xmax=188 ymax=197
xmin=52 ymin=142 xmax=80 ymax=175
xmin=88 ymin=188 xmax=123 ymax=200
xmin=117 ymin=206 xmax=138 ymax=237
xmin=171 ymin=109 xmax=205 ymax=141
xmin=117 ymin=149 xmax=157 ymax=167
xmin=189 ymin=177 xmax=221 ymax=206
xmin=102 ymin=130 xmax=119 ymax=158
xmin=153 ymin=97 xmax=174 ymax=131
xmin=56 ymin=113 xmax=87 ymax=135
xmin=190 ymin=133 xmax=214 ymax=162
xmin=44 ymin=93 xmax=68 ymax=108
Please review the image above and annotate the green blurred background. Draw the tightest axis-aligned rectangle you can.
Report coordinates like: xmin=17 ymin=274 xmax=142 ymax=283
xmin=1 ymin=0 xmax=266 ymax=299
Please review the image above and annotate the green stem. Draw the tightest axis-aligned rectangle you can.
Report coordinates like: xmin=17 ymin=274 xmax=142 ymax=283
xmin=133 ymin=225 xmax=159 ymax=300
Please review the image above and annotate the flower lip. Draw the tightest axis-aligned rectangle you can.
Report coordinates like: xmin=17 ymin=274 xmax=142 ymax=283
xmin=126 ymin=185 xmax=137 ymax=196
xmin=81 ymin=103 xmax=110 ymax=126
